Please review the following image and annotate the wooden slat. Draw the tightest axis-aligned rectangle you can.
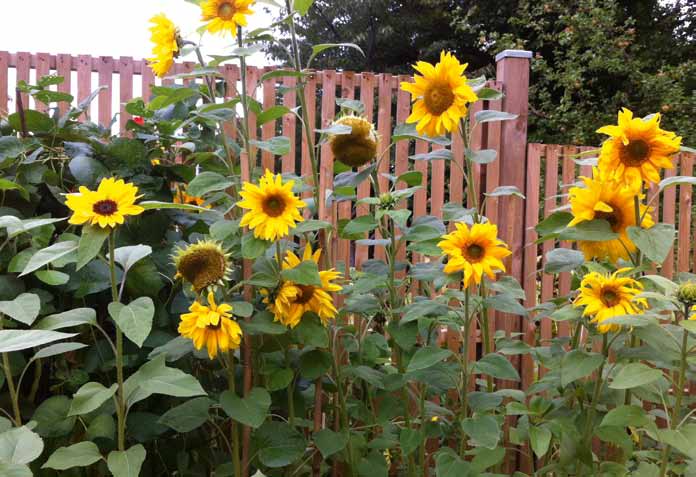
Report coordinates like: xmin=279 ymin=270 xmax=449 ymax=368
xmin=221 ymin=65 xmax=239 ymax=145
xmin=318 ymin=70 xmax=337 ymax=224
xmin=0 ymin=51 xmax=9 ymax=116
xmin=336 ymin=72 xmax=355 ymax=274
xmin=467 ymin=100 xmax=484 ymax=206
xmin=56 ymin=54 xmax=72 ymax=116
xmin=557 ymin=146 xmax=576 ymax=338
xmin=97 ymin=56 xmax=113 ymax=128
xmin=77 ymin=55 xmax=92 ymax=120
xmin=15 ymin=52 xmax=31 ymax=112
xmin=301 ymin=71 xmax=317 ymax=207
xmin=376 ymin=73 xmax=392 ymax=195
xmin=261 ymin=73 xmax=276 ymax=171
xmin=678 ymin=154 xmax=693 ymax=273
xmin=141 ymin=62 xmax=155 ymax=102
xmin=119 ymin=57 xmax=134 ymax=133
xmin=35 ymin=53 xmax=51 ymax=113
xmin=355 ymin=72 xmax=375 ymax=265
xmin=540 ymin=145 xmax=559 ymax=352
xmin=281 ymin=74 xmax=297 ymax=173
xmin=245 ymin=66 xmax=260 ymax=170
xmin=661 ymin=164 xmax=677 ymax=277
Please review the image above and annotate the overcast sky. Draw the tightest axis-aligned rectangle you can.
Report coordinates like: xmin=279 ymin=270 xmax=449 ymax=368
xmin=0 ymin=0 xmax=276 ymax=65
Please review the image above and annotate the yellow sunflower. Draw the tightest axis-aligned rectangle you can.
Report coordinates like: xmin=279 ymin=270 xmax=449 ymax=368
xmin=65 ymin=177 xmax=144 ymax=228
xmin=400 ymin=51 xmax=478 ymax=137
xmin=173 ymin=240 xmax=232 ymax=292
xmin=438 ymin=222 xmax=511 ymax=288
xmin=178 ymin=291 xmax=242 ymax=359
xmin=147 ymin=14 xmax=180 ymax=78
xmin=574 ymin=269 xmax=648 ymax=333
xmin=200 ymin=0 xmax=254 ymax=37
xmin=597 ymin=108 xmax=682 ymax=186
xmin=265 ymin=246 xmax=342 ymax=328
xmin=329 ymin=115 xmax=379 ymax=168
xmin=237 ymin=169 xmax=306 ymax=241
xmin=568 ymin=169 xmax=654 ymax=264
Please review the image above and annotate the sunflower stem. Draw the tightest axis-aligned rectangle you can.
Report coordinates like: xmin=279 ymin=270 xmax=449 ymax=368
xmin=109 ymin=232 xmax=127 ymax=451
xmin=0 ymin=316 xmax=21 ymax=426
xmin=228 ymin=351 xmax=242 ymax=477
xmin=583 ymin=333 xmax=608 ymax=454
xmin=459 ymin=288 xmax=472 ymax=458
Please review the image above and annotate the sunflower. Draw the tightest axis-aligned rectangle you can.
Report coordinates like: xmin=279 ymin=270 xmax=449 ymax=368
xmin=400 ymin=51 xmax=478 ymax=137
xmin=438 ymin=222 xmax=511 ymax=288
xmin=173 ymin=240 xmax=232 ymax=292
xmin=147 ymin=14 xmax=180 ymax=78
xmin=237 ymin=169 xmax=306 ymax=241
xmin=597 ymin=108 xmax=682 ymax=186
xmin=574 ymin=269 xmax=648 ymax=333
xmin=178 ymin=291 xmax=242 ymax=359
xmin=174 ymin=186 xmax=211 ymax=209
xmin=200 ymin=0 xmax=254 ymax=37
xmin=265 ymin=246 xmax=342 ymax=328
xmin=65 ymin=177 xmax=144 ymax=228
xmin=568 ymin=169 xmax=654 ymax=264
xmin=329 ymin=115 xmax=379 ymax=168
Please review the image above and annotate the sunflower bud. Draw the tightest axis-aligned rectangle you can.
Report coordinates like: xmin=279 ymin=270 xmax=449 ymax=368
xmin=676 ymin=282 xmax=696 ymax=306
xmin=379 ymin=192 xmax=397 ymax=210
xmin=173 ymin=240 xmax=232 ymax=292
xmin=329 ymin=115 xmax=379 ymax=168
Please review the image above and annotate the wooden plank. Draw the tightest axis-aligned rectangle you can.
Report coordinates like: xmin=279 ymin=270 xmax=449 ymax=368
xmin=355 ymin=72 xmax=375 ymax=266
xmin=35 ymin=53 xmax=51 ymax=113
xmin=318 ymin=70 xmax=337 ymax=224
xmin=261 ymin=73 xmax=276 ymax=171
xmin=245 ymin=66 xmax=260 ymax=170
xmin=281 ymin=74 xmax=297 ymax=174
xmin=119 ymin=57 xmax=134 ymax=133
xmin=678 ymin=154 xmax=693 ymax=273
xmin=336 ymin=72 xmax=355 ymax=276
xmin=97 ymin=56 xmax=114 ymax=128
xmin=376 ymin=73 xmax=392 ymax=195
xmin=0 ymin=52 xmax=9 ymax=116
xmin=540 ymin=145 xmax=559 ymax=354
xmin=15 ymin=52 xmax=31 ymax=112
xmin=141 ymin=61 xmax=155 ymax=102
xmin=56 ymin=54 xmax=72 ymax=116
xmin=557 ymin=145 xmax=576 ymax=338
xmin=661 ymin=164 xmax=677 ymax=277
xmin=467 ymin=100 xmax=484 ymax=207
xmin=77 ymin=55 xmax=92 ymax=120
xmin=301 ymin=71 xmax=317 ymax=208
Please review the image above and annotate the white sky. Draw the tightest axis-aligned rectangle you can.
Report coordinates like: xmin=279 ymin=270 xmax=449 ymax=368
xmin=0 ymin=0 xmax=276 ymax=66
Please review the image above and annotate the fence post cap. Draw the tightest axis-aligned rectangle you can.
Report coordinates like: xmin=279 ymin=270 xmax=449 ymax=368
xmin=495 ymin=50 xmax=533 ymax=62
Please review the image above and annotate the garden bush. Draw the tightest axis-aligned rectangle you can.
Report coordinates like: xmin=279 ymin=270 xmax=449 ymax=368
xmin=0 ymin=0 xmax=695 ymax=476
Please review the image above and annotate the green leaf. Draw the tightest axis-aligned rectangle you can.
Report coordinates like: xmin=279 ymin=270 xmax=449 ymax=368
xmin=484 ymin=185 xmax=524 ymax=199
xmin=600 ymin=405 xmax=650 ymax=428
xmin=474 ymin=353 xmax=520 ymax=381
xmin=280 ymin=260 xmax=323 ymax=287
xmin=560 ymin=350 xmax=604 ymax=387
xmin=124 ymin=355 xmax=206 ymax=407
xmin=476 ymin=87 xmax=503 ymax=100
xmin=0 ymin=179 xmax=28 ymax=200
xmin=435 ymin=449 xmax=471 ymax=476
xmin=241 ymin=234 xmax=270 ymax=259
xmin=529 ymin=426 xmax=552 ymax=458
xmin=220 ymin=387 xmax=271 ymax=429
xmin=308 ymin=43 xmax=364 ymax=67
xmin=250 ymin=136 xmax=291 ymax=156
xmin=293 ymin=0 xmax=314 ymax=14
xmin=158 ymin=397 xmax=212 ymax=433
xmin=42 ymin=442 xmax=103 ymax=470
xmin=0 ymin=463 xmax=31 ymax=477
xmin=484 ymin=294 xmax=527 ymax=316
xmin=0 ymin=330 xmax=77 ymax=353
xmin=114 ymin=245 xmax=152 ymax=273
xmin=658 ymin=175 xmax=696 ymax=192
xmin=0 ymin=137 xmax=26 ymax=162
xmin=8 ymin=110 xmax=54 ymax=133
xmin=34 ymin=308 xmax=96 ymax=331
xmin=139 ymin=200 xmax=212 ymax=213
xmin=187 ymin=171 xmax=233 ymax=197
xmin=474 ymin=110 xmax=518 ymax=123
xmin=230 ymin=301 xmax=254 ymax=318
xmin=406 ymin=346 xmax=453 ymax=373
xmin=260 ymin=69 xmax=308 ymax=82
xmin=314 ymin=429 xmax=348 ymax=458
xmin=535 ymin=211 xmax=573 ymax=238
xmin=20 ymin=240 xmax=78 ymax=276
xmin=0 ymin=293 xmax=40 ymax=326
xmin=35 ymin=270 xmax=70 ymax=286
xmin=461 ymin=415 xmax=500 ymax=449
xmin=627 ymin=224 xmax=675 ymax=264
xmin=255 ymin=421 xmax=307 ymax=468
xmin=402 ymin=300 xmax=449 ymax=323
xmin=342 ymin=215 xmax=378 ymax=236
xmin=293 ymin=219 xmax=333 ymax=234
xmin=544 ymin=248 xmax=585 ymax=274
xmin=76 ymin=225 xmax=108 ymax=270
xmin=33 ymin=342 xmax=86 ymax=360
xmin=257 ymin=106 xmax=291 ymax=126
xmin=467 ymin=149 xmax=497 ymax=164
xmin=68 ymin=156 xmax=109 ymax=187
xmin=0 ymin=426 xmax=44 ymax=464
xmin=336 ymin=98 xmax=365 ymax=115
xmin=108 ymin=297 xmax=154 ymax=347
xmin=609 ymin=362 xmax=663 ymax=390
xmin=69 ymin=382 xmax=118 ymax=416
xmin=409 ymin=149 xmax=453 ymax=161
xmin=299 ymin=349 xmax=332 ymax=380
xmin=32 ymin=395 xmax=76 ymax=437
xmin=107 ymin=445 xmax=146 ymax=477
xmin=558 ymin=219 xmax=619 ymax=241
xmin=400 ymin=428 xmax=421 ymax=456
xmin=392 ymin=122 xmax=451 ymax=146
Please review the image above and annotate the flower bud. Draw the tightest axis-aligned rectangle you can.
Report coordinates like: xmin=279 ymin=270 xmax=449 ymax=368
xmin=676 ymin=281 xmax=696 ymax=305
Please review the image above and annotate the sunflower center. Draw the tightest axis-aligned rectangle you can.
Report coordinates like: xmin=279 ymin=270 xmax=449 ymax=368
xmin=207 ymin=319 xmax=223 ymax=330
xmin=217 ymin=2 xmax=236 ymax=20
xmin=177 ymin=249 xmax=227 ymax=291
xmin=424 ymin=82 xmax=455 ymax=115
xmin=595 ymin=208 xmax=622 ymax=232
xmin=295 ymin=285 xmax=315 ymax=304
xmin=601 ymin=288 xmax=620 ymax=307
xmin=262 ymin=194 xmax=287 ymax=218
xmin=464 ymin=243 xmax=485 ymax=262
xmin=621 ymin=139 xmax=651 ymax=167
xmin=92 ymin=200 xmax=118 ymax=216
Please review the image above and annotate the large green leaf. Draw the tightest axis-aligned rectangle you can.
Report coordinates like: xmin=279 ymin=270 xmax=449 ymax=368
xmin=600 ymin=405 xmax=650 ymax=428
xmin=187 ymin=172 xmax=233 ymax=197
xmin=255 ymin=421 xmax=307 ymax=468
xmin=158 ymin=397 xmax=212 ymax=433
xmin=560 ymin=350 xmax=604 ymax=387
xmin=69 ymin=382 xmax=118 ymax=416
xmin=544 ymin=248 xmax=584 ymax=274
xmin=474 ymin=353 xmax=520 ymax=381
xmin=461 ymin=415 xmax=500 ymax=449
xmin=406 ymin=346 xmax=453 ymax=373
xmin=0 ymin=330 xmax=77 ymax=353
xmin=108 ymin=297 xmax=154 ymax=347
xmin=627 ymin=224 xmax=675 ymax=264
xmin=0 ymin=293 xmax=40 ymax=326
xmin=114 ymin=245 xmax=152 ymax=274
xmin=314 ymin=428 xmax=348 ymax=459
xmin=529 ymin=426 xmax=552 ymax=458
xmin=34 ymin=308 xmax=96 ymax=331
xmin=609 ymin=362 xmax=663 ymax=390
xmin=0 ymin=426 xmax=44 ymax=464
xmin=42 ymin=442 xmax=103 ymax=470
xmin=250 ymin=137 xmax=291 ymax=156
xmin=107 ymin=445 xmax=146 ymax=477
xmin=280 ymin=260 xmax=322 ymax=287
xmin=124 ymin=355 xmax=206 ymax=407
xmin=220 ymin=387 xmax=271 ymax=429
xmin=20 ymin=241 xmax=78 ymax=276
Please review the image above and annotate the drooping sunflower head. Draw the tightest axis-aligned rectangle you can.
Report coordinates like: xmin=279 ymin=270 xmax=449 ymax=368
xmin=178 ymin=291 xmax=242 ymax=359
xmin=437 ymin=222 xmax=511 ymax=288
xmin=574 ymin=269 xmax=648 ymax=333
xmin=597 ymin=108 xmax=682 ymax=186
xmin=400 ymin=50 xmax=479 ymax=137
xmin=65 ymin=177 xmax=144 ymax=228
xmin=568 ymin=168 xmax=654 ymax=264
xmin=329 ymin=115 xmax=379 ymax=168
xmin=147 ymin=13 xmax=181 ymax=78
xmin=173 ymin=240 xmax=232 ymax=292
xmin=237 ymin=169 xmax=306 ymax=241
xmin=264 ymin=245 xmax=342 ymax=328
xmin=200 ymin=0 xmax=254 ymax=37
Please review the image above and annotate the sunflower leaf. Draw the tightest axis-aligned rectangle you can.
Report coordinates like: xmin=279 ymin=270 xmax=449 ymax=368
xmin=627 ymin=224 xmax=675 ymax=264
xmin=280 ymin=260 xmax=322 ymax=287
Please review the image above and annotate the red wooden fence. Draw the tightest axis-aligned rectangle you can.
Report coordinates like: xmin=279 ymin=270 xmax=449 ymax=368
xmin=1 ymin=50 xmax=695 ymax=390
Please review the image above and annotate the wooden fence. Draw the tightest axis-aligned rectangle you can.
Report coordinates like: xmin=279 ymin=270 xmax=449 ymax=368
xmin=1 ymin=50 xmax=695 ymax=391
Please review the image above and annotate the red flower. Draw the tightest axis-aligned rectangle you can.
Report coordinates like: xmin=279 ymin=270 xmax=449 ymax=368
xmin=133 ymin=116 xmax=145 ymax=126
